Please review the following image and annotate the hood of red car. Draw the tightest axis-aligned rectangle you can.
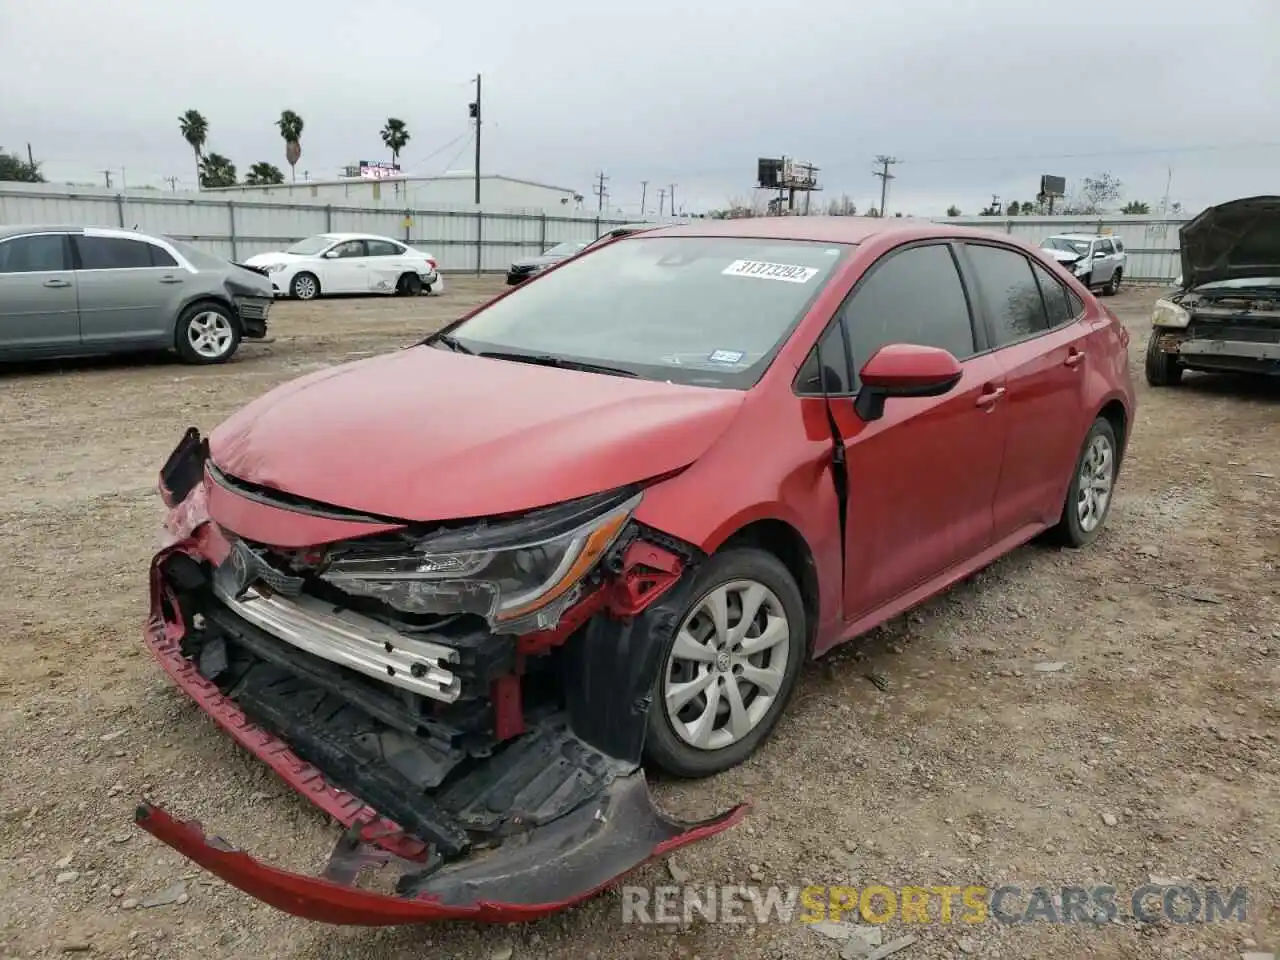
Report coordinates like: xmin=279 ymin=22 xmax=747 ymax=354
xmin=208 ymin=345 xmax=745 ymax=523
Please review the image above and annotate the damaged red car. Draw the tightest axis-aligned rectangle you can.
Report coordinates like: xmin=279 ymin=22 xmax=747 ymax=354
xmin=141 ymin=217 xmax=1135 ymax=923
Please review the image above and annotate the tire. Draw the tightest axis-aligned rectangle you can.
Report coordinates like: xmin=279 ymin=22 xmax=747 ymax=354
xmin=174 ymin=302 xmax=241 ymax=365
xmin=1049 ymin=417 xmax=1119 ymax=548
xmin=643 ymin=547 xmax=807 ymax=778
xmin=1103 ymin=270 xmax=1122 ymax=295
xmin=396 ymin=273 xmax=423 ymax=297
xmin=1144 ymin=333 xmax=1184 ymax=386
xmin=291 ymin=272 xmax=320 ymax=300
xmin=1080 ymin=272 xmax=1093 ymax=289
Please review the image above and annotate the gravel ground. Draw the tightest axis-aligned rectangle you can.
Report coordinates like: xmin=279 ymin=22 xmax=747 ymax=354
xmin=1 ymin=280 xmax=1276 ymax=960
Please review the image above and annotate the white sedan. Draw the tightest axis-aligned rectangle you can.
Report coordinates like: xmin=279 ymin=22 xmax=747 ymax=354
xmin=244 ymin=233 xmax=445 ymax=300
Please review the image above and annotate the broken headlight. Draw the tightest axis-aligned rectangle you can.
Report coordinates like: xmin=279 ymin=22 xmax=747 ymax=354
xmin=1151 ymin=298 xmax=1190 ymax=329
xmin=319 ymin=489 xmax=641 ymax=630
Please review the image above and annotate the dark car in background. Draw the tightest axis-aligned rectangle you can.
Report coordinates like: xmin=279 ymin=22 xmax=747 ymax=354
xmin=505 ymin=240 xmax=587 ymax=284
xmin=0 ymin=225 xmax=272 ymax=364
xmin=1146 ymin=196 xmax=1280 ymax=385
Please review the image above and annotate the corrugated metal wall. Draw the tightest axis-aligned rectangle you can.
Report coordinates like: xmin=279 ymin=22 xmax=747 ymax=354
xmin=0 ymin=183 xmax=656 ymax=272
xmin=1 ymin=183 xmax=1186 ymax=279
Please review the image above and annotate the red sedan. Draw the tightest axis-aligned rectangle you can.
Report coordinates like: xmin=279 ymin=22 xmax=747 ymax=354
xmin=141 ymin=216 xmax=1135 ymax=923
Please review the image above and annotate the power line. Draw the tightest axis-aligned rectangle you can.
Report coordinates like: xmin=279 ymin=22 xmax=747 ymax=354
xmin=439 ymin=132 xmax=475 ymax=176
xmin=872 ymin=156 xmax=899 ymax=216
xmin=401 ymin=130 xmax=471 ymax=173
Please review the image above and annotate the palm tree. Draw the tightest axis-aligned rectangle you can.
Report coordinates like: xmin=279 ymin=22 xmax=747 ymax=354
xmin=245 ymin=162 xmax=285 ymax=186
xmin=945 ymin=205 xmax=961 ymax=217
xmin=277 ymin=110 xmax=304 ymax=181
xmin=380 ymin=118 xmax=411 ymax=168
xmin=178 ymin=109 xmax=208 ymax=189
xmin=198 ymin=153 xmax=237 ymax=188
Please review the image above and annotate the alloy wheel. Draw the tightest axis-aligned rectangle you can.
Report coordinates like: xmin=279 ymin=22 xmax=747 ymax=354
xmin=293 ymin=275 xmax=318 ymax=300
xmin=663 ymin=579 xmax=791 ymax=751
xmin=1076 ymin=433 xmax=1115 ymax=532
xmin=186 ymin=311 xmax=234 ymax=360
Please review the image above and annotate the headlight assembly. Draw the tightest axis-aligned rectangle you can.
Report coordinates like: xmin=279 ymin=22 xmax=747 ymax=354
xmin=1151 ymin=298 xmax=1190 ymax=329
xmin=319 ymin=489 xmax=641 ymax=632
xmin=265 ymin=263 xmax=288 ymax=273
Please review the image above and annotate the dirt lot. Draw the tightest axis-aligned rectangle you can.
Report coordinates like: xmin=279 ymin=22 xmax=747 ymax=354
xmin=1 ymin=278 xmax=1276 ymax=960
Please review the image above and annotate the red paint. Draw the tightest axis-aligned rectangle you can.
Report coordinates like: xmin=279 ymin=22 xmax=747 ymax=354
xmin=858 ymin=343 xmax=962 ymax=391
xmin=490 ymin=674 xmax=524 ymax=741
xmin=134 ymin=800 xmax=747 ymax=925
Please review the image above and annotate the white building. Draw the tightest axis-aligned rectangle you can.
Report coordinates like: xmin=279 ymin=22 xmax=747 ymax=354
xmin=202 ymin=172 xmax=586 ymax=211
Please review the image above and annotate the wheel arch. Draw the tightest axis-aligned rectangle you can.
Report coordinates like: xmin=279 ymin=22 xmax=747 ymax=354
xmin=714 ymin=518 xmax=820 ymax=656
xmin=1095 ymin=396 xmax=1129 ymax=464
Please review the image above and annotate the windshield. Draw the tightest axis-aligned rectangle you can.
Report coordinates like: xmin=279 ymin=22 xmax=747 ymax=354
xmin=442 ymin=236 xmax=850 ymax=388
xmin=542 ymin=241 xmax=586 ymax=257
xmin=287 ymin=235 xmax=337 ymax=256
xmin=164 ymin=237 xmax=228 ymax=270
xmin=1041 ymin=237 xmax=1091 ymax=255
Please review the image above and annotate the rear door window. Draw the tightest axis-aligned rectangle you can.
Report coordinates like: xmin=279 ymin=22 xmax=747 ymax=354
xmin=962 ymin=244 xmax=1050 ymax=346
xmin=0 ymin=234 xmax=70 ymax=273
xmin=837 ymin=243 xmax=976 ymax=387
xmin=1031 ymin=260 xmax=1075 ymax=327
xmin=365 ymin=239 xmax=404 ymax=257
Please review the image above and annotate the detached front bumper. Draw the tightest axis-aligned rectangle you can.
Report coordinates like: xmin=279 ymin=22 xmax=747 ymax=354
xmin=138 ymin=432 xmax=739 ymax=923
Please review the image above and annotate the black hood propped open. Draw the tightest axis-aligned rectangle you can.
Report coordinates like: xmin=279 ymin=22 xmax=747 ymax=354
xmin=1180 ymin=195 xmax=1280 ymax=290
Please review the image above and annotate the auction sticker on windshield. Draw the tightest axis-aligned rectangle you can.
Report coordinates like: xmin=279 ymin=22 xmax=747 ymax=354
xmin=722 ymin=259 xmax=820 ymax=283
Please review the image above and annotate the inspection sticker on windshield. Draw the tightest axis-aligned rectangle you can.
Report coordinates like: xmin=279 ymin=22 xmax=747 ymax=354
xmin=722 ymin=259 xmax=819 ymax=283
xmin=707 ymin=349 xmax=745 ymax=365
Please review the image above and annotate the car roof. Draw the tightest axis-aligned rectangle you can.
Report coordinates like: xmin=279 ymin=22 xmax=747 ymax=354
xmin=1046 ymin=233 xmax=1105 ymax=240
xmin=316 ymin=232 xmax=402 ymax=242
xmin=636 ymin=215 xmax=1012 ymax=245
xmin=0 ymin=224 xmax=166 ymax=242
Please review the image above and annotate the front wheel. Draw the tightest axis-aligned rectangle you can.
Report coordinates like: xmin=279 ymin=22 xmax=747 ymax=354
xmin=1145 ymin=333 xmax=1184 ymax=386
xmin=291 ymin=272 xmax=320 ymax=300
xmin=1104 ymin=270 xmax=1122 ymax=295
xmin=1049 ymin=417 xmax=1119 ymax=548
xmin=175 ymin=302 xmax=240 ymax=364
xmin=643 ymin=548 xmax=806 ymax=778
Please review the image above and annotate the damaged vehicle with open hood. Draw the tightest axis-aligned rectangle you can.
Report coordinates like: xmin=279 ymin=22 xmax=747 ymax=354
xmin=140 ymin=216 xmax=1134 ymax=923
xmin=1146 ymin=196 xmax=1280 ymax=385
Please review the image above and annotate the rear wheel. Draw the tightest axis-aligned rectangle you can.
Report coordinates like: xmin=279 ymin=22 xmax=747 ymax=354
xmin=1049 ymin=417 xmax=1118 ymax=548
xmin=1145 ymin=333 xmax=1184 ymax=386
xmin=175 ymin=302 xmax=240 ymax=364
xmin=644 ymin=548 xmax=806 ymax=778
xmin=291 ymin=272 xmax=320 ymax=300
xmin=396 ymin=273 xmax=423 ymax=296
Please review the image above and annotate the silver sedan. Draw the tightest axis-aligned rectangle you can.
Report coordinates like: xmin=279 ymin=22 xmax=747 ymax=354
xmin=0 ymin=225 xmax=274 ymax=364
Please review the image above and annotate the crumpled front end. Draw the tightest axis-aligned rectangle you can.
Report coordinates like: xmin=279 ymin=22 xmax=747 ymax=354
xmin=140 ymin=428 xmax=745 ymax=924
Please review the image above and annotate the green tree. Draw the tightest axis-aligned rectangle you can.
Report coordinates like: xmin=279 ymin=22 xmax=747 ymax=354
xmin=199 ymin=152 xmax=237 ymax=188
xmin=0 ymin=147 xmax=44 ymax=182
xmin=380 ymin=118 xmax=411 ymax=168
xmin=178 ymin=109 xmax=208 ymax=189
xmin=277 ymin=110 xmax=304 ymax=182
xmin=945 ymin=204 xmax=961 ymax=217
xmin=245 ymin=162 xmax=285 ymax=185
xmin=1122 ymin=200 xmax=1151 ymax=214
xmin=1064 ymin=172 xmax=1122 ymax=214
xmin=865 ymin=206 xmax=879 ymax=218
xmin=1006 ymin=200 xmax=1021 ymax=216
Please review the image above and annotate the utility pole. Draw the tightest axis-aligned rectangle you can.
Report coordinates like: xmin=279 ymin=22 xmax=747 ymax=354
xmin=669 ymin=183 xmax=677 ymax=217
xmin=640 ymin=180 xmax=648 ymax=217
xmin=120 ymin=168 xmax=127 ymax=191
xmin=990 ymin=194 xmax=1001 ymax=215
xmin=657 ymin=187 xmax=667 ymax=217
xmin=164 ymin=176 xmax=179 ymax=192
xmin=872 ymin=156 xmax=899 ymax=217
xmin=470 ymin=74 xmax=482 ymax=204
xmin=26 ymin=143 xmax=34 ymax=167
xmin=594 ymin=171 xmax=609 ymax=212
xmin=101 ymin=169 xmax=113 ymax=189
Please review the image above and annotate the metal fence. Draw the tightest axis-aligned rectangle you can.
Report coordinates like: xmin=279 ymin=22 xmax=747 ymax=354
xmin=0 ymin=184 xmax=1187 ymax=281
xmin=0 ymin=183 xmax=656 ymax=273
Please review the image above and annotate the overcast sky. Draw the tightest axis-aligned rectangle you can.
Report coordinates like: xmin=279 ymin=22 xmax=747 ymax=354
xmin=3 ymin=0 xmax=1277 ymax=216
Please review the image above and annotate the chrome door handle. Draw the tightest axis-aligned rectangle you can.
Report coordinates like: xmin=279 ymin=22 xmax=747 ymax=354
xmin=159 ymin=275 xmax=184 ymax=284
xmin=975 ymin=386 xmax=1006 ymax=409
xmin=43 ymin=278 xmax=71 ymax=288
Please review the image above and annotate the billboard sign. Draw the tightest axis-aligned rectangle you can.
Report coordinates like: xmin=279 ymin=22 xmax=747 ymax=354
xmin=1039 ymin=174 xmax=1066 ymax=198
xmin=782 ymin=159 xmax=818 ymax=189
xmin=359 ymin=161 xmax=401 ymax=180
